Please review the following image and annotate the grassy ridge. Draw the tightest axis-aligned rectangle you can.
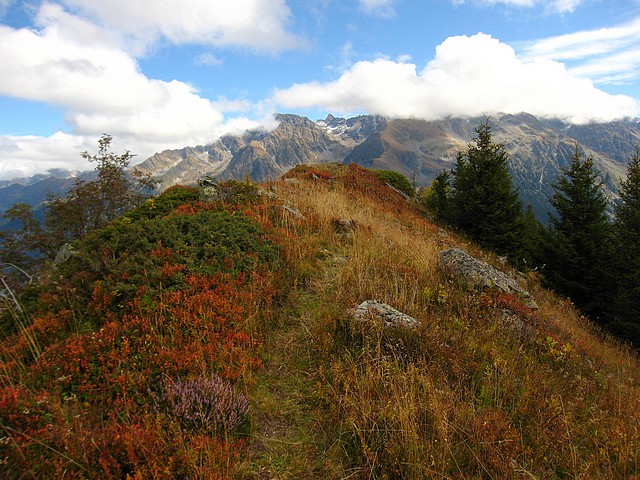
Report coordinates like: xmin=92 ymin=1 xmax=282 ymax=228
xmin=243 ymin=164 xmax=640 ymax=478
xmin=1 ymin=167 xmax=639 ymax=478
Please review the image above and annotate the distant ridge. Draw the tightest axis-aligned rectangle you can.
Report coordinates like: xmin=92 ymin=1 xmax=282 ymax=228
xmin=3 ymin=113 xmax=639 ymax=222
xmin=134 ymin=112 xmax=640 ymax=220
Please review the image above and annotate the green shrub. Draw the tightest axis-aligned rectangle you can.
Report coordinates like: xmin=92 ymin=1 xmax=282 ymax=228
xmin=125 ymin=185 xmax=199 ymax=221
xmin=373 ymin=170 xmax=415 ymax=198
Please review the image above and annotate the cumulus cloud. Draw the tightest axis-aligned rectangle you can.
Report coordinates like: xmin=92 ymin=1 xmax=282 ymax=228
xmin=59 ymin=0 xmax=300 ymax=53
xmin=274 ymin=33 xmax=640 ymax=124
xmin=0 ymin=132 xmax=94 ymax=179
xmin=0 ymin=3 xmax=278 ymax=178
xmin=359 ymin=0 xmax=397 ymax=17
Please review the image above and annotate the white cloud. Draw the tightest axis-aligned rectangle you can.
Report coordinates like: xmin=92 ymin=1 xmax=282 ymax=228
xmin=59 ymin=0 xmax=300 ymax=53
xmin=359 ymin=0 xmax=397 ymax=17
xmin=0 ymin=3 xmax=278 ymax=179
xmin=0 ymin=132 xmax=93 ymax=179
xmin=274 ymin=33 xmax=640 ymax=124
xmin=520 ymin=18 xmax=640 ymax=85
xmin=452 ymin=0 xmax=583 ymax=14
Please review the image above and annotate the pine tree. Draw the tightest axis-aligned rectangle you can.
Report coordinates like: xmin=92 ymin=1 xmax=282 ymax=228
xmin=544 ymin=144 xmax=613 ymax=321
xmin=451 ymin=118 xmax=524 ymax=258
xmin=611 ymin=148 xmax=640 ymax=344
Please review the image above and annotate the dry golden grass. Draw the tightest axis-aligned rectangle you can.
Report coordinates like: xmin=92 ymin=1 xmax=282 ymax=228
xmin=240 ymin=164 xmax=640 ymax=479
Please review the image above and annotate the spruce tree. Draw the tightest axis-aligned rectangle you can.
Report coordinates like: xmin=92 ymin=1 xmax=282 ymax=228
xmin=611 ymin=148 xmax=640 ymax=344
xmin=521 ymin=204 xmax=546 ymax=268
xmin=423 ymin=170 xmax=452 ymax=223
xmin=544 ymin=144 xmax=612 ymax=321
xmin=451 ymin=118 xmax=524 ymax=258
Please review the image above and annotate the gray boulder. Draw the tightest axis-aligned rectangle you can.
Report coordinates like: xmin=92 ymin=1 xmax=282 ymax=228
xmin=198 ymin=175 xmax=220 ymax=201
xmin=439 ymin=248 xmax=537 ymax=309
xmin=54 ymin=243 xmax=75 ymax=266
xmin=353 ymin=300 xmax=419 ymax=328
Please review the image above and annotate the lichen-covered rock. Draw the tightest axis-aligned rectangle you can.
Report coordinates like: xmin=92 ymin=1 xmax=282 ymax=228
xmin=439 ymin=248 xmax=538 ymax=308
xmin=54 ymin=243 xmax=75 ymax=265
xmin=281 ymin=205 xmax=305 ymax=219
xmin=198 ymin=175 xmax=221 ymax=201
xmin=353 ymin=300 xmax=419 ymax=328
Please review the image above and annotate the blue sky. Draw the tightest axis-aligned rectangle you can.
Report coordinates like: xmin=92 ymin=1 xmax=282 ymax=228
xmin=1 ymin=0 xmax=639 ymax=179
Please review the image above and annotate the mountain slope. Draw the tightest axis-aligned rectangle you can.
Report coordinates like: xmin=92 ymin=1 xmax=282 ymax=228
xmin=3 ymin=113 xmax=638 ymax=223
xmin=2 ymin=165 xmax=638 ymax=478
xmin=135 ymin=113 xmax=640 ymax=220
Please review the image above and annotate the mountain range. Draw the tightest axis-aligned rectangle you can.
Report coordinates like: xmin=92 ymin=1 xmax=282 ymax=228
xmin=2 ymin=112 xmax=640 ymax=223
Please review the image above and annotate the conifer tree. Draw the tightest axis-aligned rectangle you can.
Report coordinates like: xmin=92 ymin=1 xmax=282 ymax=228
xmin=521 ymin=204 xmax=546 ymax=268
xmin=423 ymin=170 xmax=452 ymax=223
xmin=544 ymin=144 xmax=612 ymax=321
xmin=611 ymin=148 xmax=640 ymax=343
xmin=451 ymin=118 xmax=524 ymax=258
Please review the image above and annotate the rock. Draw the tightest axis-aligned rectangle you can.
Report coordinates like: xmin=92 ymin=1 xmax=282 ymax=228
xmin=281 ymin=205 xmax=305 ymax=219
xmin=332 ymin=218 xmax=357 ymax=234
xmin=353 ymin=300 xmax=419 ymax=328
xmin=439 ymin=248 xmax=537 ymax=308
xmin=257 ymin=187 xmax=277 ymax=199
xmin=54 ymin=243 xmax=75 ymax=265
xmin=198 ymin=175 xmax=221 ymax=201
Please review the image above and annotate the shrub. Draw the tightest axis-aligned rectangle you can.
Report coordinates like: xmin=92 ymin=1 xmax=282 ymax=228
xmin=158 ymin=374 xmax=249 ymax=435
xmin=373 ymin=170 xmax=415 ymax=198
xmin=125 ymin=185 xmax=199 ymax=221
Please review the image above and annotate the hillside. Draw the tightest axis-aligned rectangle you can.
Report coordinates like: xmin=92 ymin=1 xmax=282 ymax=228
xmin=1 ymin=165 xmax=639 ymax=478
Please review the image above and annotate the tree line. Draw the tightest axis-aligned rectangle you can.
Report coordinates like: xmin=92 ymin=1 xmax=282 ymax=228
xmin=422 ymin=119 xmax=640 ymax=347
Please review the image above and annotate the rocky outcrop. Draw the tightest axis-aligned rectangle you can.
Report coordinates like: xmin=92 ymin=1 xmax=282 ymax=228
xmin=353 ymin=300 xmax=419 ymax=328
xmin=439 ymin=248 xmax=537 ymax=308
xmin=54 ymin=243 xmax=75 ymax=266
xmin=130 ymin=112 xmax=639 ymax=220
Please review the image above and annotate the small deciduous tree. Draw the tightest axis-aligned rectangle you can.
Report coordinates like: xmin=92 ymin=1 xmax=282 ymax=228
xmin=45 ymin=134 xmax=159 ymax=250
xmin=0 ymin=135 xmax=159 ymax=279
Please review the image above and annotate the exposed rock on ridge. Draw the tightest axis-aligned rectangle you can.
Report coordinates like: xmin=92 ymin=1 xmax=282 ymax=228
xmin=439 ymin=247 xmax=537 ymax=309
xmin=132 ymin=112 xmax=640 ymax=221
xmin=353 ymin=300 xmax=419 ymax=328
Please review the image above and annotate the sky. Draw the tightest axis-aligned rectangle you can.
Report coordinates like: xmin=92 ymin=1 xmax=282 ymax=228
xmin=1 ymin=0 xmax=640 ymax=179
